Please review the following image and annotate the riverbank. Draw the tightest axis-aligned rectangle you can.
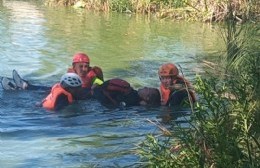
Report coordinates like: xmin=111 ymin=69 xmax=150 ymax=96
xmin=45 ymin=0 xmax=259 ymax=23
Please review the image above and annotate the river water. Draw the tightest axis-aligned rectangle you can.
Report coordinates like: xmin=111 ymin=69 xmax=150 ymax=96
xmin=0 ymin=0 xmax=225 ymax=167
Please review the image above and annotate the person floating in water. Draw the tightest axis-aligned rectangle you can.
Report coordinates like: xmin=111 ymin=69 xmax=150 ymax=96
xmin=0 ymin=72 xmax=83 ymax=111
xmin=92 ymin=78 xmax=161 ymax=108
xmin=0 ymin=69 xmax=51 ymax=91
xmin=68 ymin=52 xmax=104 ymax=87
xmin=40 ymin=73 xmax=83 ymax=111
xmin=1 ymin=52 xmax=104 ymax=99
xmin=67 ymin=52 xmax=104 ymax=99
xmin=1 ymin=71 xmax=161 ymax=109
xmin=158 ymin=63 xmax=196 ymax=106
xmin=0 ymin=60 xmax=195 ymax=108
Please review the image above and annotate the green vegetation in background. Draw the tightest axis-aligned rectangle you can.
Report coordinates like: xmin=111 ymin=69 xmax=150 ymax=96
xmin=45 ymin=0 xmax=259 ymax=22
xmin=136 ymin=4 xmax=260 ymax=167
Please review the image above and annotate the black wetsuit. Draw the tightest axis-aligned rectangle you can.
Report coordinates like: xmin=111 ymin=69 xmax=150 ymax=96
xmin=93 ymin=79 xmax=140 ymax=108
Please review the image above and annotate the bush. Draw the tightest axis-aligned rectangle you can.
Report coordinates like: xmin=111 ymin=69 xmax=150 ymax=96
xmin=137 ymin=74 xmax=260 ymax=167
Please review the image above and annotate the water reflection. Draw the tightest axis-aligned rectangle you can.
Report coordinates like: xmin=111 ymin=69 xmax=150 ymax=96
xmin=0 ymin=0 xmax=46 ymax=76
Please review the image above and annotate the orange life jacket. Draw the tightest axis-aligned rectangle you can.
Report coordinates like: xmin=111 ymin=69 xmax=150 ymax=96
xmin=160 ymin=84 xmax=171 ymax=105
xmin=42 ymin=83 xmax=73 ymax=110
xmin=67 ymin=66 xmax=103 ymax=88
xmin=160 ymin=76 xmax=196 ymax=105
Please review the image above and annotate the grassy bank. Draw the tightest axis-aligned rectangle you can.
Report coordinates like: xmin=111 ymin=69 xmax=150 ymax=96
xmin=45 ymin=0 xmax=260 ymax=22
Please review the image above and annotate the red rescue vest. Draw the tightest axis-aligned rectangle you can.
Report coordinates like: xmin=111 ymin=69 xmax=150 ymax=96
xmin=160 ymin=84 xmax=171 ymax=105
xmin=160 ymin=76 xmax=196 ymax=105
xmin=42 ymin=83 xmax=73 ymax=110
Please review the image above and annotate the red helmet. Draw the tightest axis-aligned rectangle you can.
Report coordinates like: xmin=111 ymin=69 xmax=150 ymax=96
xmin=72 ymin=52 xmax=90 ymax=63
xmin=158 ymin=63 xmax=179 ymax=77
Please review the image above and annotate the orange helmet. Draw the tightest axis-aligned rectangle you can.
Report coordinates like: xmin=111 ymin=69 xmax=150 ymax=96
xmin=158 ymin=63 xmax=179 ymax=77
xmin=72 ymin=52 xmax=90 ymax=63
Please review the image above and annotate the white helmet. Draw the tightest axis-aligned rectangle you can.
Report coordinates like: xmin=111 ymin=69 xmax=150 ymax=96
xmin=60 ymin=73 xmax=82 ymax=88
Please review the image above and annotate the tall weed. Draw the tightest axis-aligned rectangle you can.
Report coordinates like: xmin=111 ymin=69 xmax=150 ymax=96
xmin=137 ymin=12 xmax=259 ymax=167
xmin=137 ymin=74 xmax=260 ymax=167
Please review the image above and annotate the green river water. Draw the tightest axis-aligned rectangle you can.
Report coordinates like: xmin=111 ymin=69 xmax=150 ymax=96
xmin=0 ymin=0 xmax=225 ymax=167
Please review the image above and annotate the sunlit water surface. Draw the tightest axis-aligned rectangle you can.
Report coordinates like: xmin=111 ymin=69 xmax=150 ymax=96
xmin=0 ymin=0 xmax=224 ymax=167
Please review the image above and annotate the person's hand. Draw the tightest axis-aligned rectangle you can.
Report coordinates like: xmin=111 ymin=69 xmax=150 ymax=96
xmin=139 ymin=100 xmax=147 ymax=106
xmin=35 ymin=102 xmax=42 ymax=107
xmin=91 ymin=83 xmax=97 ymax=90
xmin=167 ymin=84 xmax=184 ymax=90
xmin=90 ymin=84 xmax=98 ymax=95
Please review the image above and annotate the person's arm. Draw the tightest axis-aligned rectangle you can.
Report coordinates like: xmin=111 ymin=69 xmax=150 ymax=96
xmin=119 ymin=90 xmax=140 ymax=107
xmin=75 ymin=87 xmax=92 ymax=100
xmin=92 ymin=77 xmax=103 ymax=86
xmin=168 ymin=77 xmax=194 ymax=91
xmin=54 ymin=93 xmax=70 ymax=110
xmin=27 ymin=84 xmax=51 ymax=91
xmin=91 ymin=77 xmax=103 ymax=89
xmin=86 ymin=69 xmax=104 ymax=91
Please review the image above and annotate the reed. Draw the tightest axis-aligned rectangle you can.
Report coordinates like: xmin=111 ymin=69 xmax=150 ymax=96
xmin=136 ymin=2 xmax=259 ymax=167
xmin=137 ymin=72 xmax=260 ymax=167
xmin=45 ymin=0 xmax=260 ymax=22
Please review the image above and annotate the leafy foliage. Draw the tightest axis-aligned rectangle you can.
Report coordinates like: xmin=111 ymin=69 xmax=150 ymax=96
xmin=137 ymin=74 xmax=260 ymax=167
xmin=137 ymin=12 xmax=259 ymax=166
